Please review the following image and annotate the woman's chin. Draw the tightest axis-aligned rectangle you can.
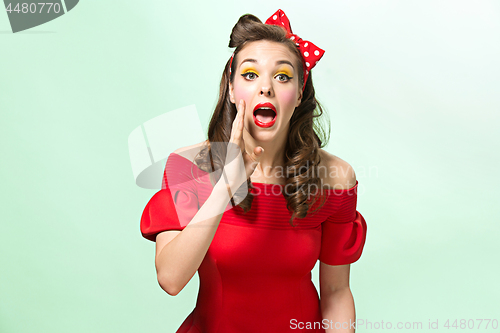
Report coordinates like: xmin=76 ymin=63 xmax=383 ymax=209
xmin=248 ymin=127 xmax=278 ymax=142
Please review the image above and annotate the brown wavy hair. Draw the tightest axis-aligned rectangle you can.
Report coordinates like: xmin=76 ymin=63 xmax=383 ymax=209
xmin=193 ymin=13 xmax=331 ymax=226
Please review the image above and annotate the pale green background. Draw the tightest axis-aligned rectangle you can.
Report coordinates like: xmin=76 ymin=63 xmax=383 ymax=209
xmin=1 ymin=0 xmax=499 ymax=332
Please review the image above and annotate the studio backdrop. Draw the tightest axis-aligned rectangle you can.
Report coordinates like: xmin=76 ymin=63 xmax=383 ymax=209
xmin=1 ymin=1 xmax=499 ymax=332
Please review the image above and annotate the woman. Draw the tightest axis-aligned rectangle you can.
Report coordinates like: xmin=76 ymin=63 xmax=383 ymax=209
xmin=140 ymin=9 xmax=367 ymax=332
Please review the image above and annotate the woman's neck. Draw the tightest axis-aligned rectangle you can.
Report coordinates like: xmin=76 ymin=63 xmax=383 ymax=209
xmin=242 ymin=129 xmax=288 ymax=181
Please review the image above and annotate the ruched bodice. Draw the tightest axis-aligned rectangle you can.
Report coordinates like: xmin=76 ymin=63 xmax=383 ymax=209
xmin=140 ymin=153 xmax=367 ymax=332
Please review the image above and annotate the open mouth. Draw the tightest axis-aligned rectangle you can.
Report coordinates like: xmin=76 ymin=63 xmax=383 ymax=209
xmin=253 ymin=103 xmax=277 ymax=128
xmin=254 ymin=108 xmax=276 ymax=123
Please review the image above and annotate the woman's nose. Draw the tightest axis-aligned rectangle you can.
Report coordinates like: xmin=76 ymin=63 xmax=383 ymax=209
xmin=260 ymin=85 xmax=273 ymax=97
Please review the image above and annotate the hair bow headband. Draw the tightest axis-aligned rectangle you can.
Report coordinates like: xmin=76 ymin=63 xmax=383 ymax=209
xmin=229 ymin=9 xmax=325 ymax=91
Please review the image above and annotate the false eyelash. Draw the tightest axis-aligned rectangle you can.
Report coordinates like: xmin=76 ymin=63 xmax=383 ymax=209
xmin=240 ymin=72 xmax=293 ymax=81
xmin=241 ymin=72 xmax=258 ymax=79
xmin=275 ymin=73 xmax=293 ymax=81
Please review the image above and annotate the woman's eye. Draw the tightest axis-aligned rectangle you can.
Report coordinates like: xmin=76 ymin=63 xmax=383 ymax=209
xmin=275 ymin=74 xmax=291 ymax=82
xmin=242 ymin=72 xmax=258 ymax=80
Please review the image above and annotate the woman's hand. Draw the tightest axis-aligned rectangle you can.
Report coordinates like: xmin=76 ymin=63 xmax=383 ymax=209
xmin=224 ymin=99 xmax=264 ymax=189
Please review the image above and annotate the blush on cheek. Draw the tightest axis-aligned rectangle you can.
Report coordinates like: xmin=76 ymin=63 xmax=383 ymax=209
xmin=280 ymin=90 xmax=299 ymax=109
xmin=233 ymin=88 xmax=250 ymax=112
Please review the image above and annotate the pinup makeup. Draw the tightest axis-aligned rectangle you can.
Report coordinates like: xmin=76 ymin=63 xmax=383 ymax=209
xmin=253 ymin=102 xmax=277 ymax=128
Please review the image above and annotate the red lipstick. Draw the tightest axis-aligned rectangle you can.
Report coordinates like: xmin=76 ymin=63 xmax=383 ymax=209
xmin=253 ymin=102 xmax=277 ymax=128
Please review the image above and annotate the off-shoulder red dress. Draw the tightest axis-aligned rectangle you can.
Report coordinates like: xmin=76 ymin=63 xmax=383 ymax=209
xmin=140 ymin=152 xmax=367 ymax=332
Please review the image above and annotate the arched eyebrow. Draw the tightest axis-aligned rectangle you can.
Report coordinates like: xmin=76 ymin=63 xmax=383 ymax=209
xmin=240 ymin=58 xmax=295 ymax=70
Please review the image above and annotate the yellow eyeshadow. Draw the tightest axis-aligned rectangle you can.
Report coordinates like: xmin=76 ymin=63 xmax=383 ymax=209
xmin=239 ymin=67 xmax=293 ymax=77
xmin=278 ymin=67 xmax=292 ymax=76
xmin=240 ymin=67 xmax=259 ymax=75
xmin=276 ymin=68 xmax=293 ymax=77
xmin=276 ymin=71 xmax=292 ymax=77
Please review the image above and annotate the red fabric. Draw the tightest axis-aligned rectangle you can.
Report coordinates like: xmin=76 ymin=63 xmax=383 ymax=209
xmin=140 ymin=153 xmax=367 ymax=332
xmin=265 ymin=9 xmax=325 ymax=85
xmin=140 ymin=189 xmax=182 ymax=242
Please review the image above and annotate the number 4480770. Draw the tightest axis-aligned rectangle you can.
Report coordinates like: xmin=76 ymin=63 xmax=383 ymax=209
xmin=444 ymin=319 xmax=498 ymax=330
xmin=5 ymin=3 xmax=62 ymax=14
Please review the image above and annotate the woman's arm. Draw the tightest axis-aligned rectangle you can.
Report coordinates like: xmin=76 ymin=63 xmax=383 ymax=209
xmin=155 ymin=99 xmax=263 ymax=296
xmin=318 ymin=149 xmax=358 ymax=331
xmin=320 ymin=263 xmax=356 ymax=332
xmin=155 ymin=179 xmax=232 ymax=296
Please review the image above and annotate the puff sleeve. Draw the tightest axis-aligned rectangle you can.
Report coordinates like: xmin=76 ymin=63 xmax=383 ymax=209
xmin=319 ymin=182 xmax=367 ymax=265
xmin=140 ymin=154 xmax=200 ymax=242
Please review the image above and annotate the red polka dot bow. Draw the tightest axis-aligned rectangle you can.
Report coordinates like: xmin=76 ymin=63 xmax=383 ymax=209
xmin=265 ymin=9 xmax=325 ymax=88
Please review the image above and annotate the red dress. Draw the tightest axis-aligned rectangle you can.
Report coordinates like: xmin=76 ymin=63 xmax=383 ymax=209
xmin=140 ymin=153 xmax=367 ymax=332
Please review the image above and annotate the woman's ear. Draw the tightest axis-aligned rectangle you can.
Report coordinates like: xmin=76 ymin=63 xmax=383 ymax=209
xmin=229 ymin=82 xmax=235 ymax=104
xmin=295 ymin=88 xmax=303 ymax=108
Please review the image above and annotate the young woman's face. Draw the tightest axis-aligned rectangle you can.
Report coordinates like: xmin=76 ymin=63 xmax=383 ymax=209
xmin=229 ymin=40 xmax=303 ymax=141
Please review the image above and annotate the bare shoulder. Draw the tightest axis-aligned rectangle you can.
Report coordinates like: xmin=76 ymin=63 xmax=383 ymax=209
xmin=318 ymin=148 xmax=357 ymax=190
xmin=172 ymin=140 xmax=209 ymax=161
